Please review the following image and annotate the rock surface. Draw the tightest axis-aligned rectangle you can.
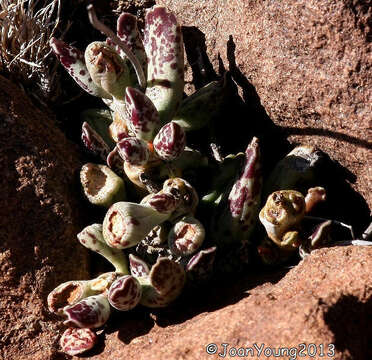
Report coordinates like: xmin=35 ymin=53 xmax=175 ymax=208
xmin=0 ymin=75 xmax=89 ymax=360
xmin=158 ymin=0 xmax=371 ymax=210
xmin=85 ymin=245 xmax=372 ymax=360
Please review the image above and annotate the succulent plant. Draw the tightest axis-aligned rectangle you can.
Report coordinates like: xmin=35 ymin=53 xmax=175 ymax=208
xmin=47 ymin=3 xmax=349 ymax=357
xmin=259 ymin=190 xmax=305 ymax=250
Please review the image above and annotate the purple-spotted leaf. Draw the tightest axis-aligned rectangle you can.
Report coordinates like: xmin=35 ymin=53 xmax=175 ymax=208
xmin=213 ymin=138 xmax=262 ymax=246
xmin=153 ymin=122 xmax=186 ymax=161
xmin=129 ymin=254 xmax=150 ymax=277
xmin=108 ymin=275 xmax=142 ymax=311
xmin=144 ymin=6 xmax=184 ymax=124
xmin=116 ymin=13 xmax=147 ymax=77
xmin=139 ymin=257 xmax=186 ymax=308
xmin=60 ymin=328 xmax=97 ymax=356
xmin=82 ymin=122 xmax=111 ymax=161
xmin=227 ymin=137 xmax=262 ymax=239
xmin=63 ymin=294 xmax=111 ymax=329
xmin=125 ymin=87 xmax=160 ymax=141
xmin=50 ymin=37 xmax=111 ymax=98
xmin=117 ymin=137 xmax=150 ymax=166
xmin=85 ymin=41 xmax=131 ymax=100
xmin=141 ymin=191 xmax=180 ymax=214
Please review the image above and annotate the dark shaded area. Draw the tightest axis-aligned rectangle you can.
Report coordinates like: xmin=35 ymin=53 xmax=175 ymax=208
xmin=324 ymin=295 xmax=372 ymax=359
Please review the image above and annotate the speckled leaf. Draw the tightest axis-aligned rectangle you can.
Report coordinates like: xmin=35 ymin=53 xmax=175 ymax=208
xmin=153 ymin=121 xmax=186 ymax=161
xmin=60 ymin=328 xmax=97 ymax=356
xmin=117 ymin=137 xmax=150 ymax=166
xmin=139 ymin=257 xmax=186 ymax=308
xmin=50 ymin=37 xmax=111 ymax=98
xmin=116 ymin=13 xmax=147 ymax=77
xmin=63 ymin=294 xmax=111 ymax=329
xmin=125 ymin=87 xmax=160 ymax=141
xmin=144 ymin=6 xmax=184 ymax=124
xmin=108 ymin=275 xmax=142 ymax=311
xmin=82 ymin=122 xmax=111 ymax=161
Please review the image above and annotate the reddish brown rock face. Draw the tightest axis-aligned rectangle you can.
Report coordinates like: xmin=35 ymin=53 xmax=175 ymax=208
xmin=0 ymin=75 xmax=88 ymax=359
xmin=158 ymin=0 xmax=371 ymax=210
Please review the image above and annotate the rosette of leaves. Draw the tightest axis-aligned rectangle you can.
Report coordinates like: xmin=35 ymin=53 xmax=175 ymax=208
xmin=50 ymin=5 xmax=220 ymax=193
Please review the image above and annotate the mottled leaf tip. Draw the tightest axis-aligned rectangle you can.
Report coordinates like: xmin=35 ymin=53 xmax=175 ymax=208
xmin=228 ymin=137 xmax=261 ymax=229
xmin=153 ymin=122 xmax=186 ymax=161
xmin=117 ymin=137 xmax=150 ymax=166
xmin=117 ymin=13 xmax=147 ymax=77
xmin=144 ymin=6 xmax=184 ymax=124
xmin=63 ymin=294 xmax=111 ymax=329
xmin=108 ymin=275 xmax=142 ymax=311
xmin=80 ymin=163 xmax=126 ymax=207
xmin=139 ymin=257 xmax=186 ymax=308
xmin=168 ymin=216 xmax=205 ymax=256
xmin=129 ymin=254 xmax=150 ymax=277
xmin=60 ymin=328 xmax=97 ymax=356
xmin=47 ymin=280 xmax=92 ymax=315
xmin=103 ymin=202 xmax=170 ymax=249
xmin=82 ymin=122 xmax=111 ymax=161
xmin=78 ymin=224 xmax=129 ymax=274
xmin=141 ymin=191 xmax=180 ymax=214
xmin=125 ymin=87 xmax=160 ymax=141
xmin=85 ymin=41 xmax=131 ymax=100
xmin=50 ymin=37 xmax=111 ymax=99
xmin=89 ymin=272 xmax=121 ymax=294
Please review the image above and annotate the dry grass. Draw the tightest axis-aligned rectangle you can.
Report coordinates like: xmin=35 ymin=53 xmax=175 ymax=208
xmin=0 ymin=0 xmax=65 ymax=102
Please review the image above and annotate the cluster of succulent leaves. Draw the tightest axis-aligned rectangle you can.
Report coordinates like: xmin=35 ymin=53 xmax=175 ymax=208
xmin=47 ymin=5 xmax=345 ymax=356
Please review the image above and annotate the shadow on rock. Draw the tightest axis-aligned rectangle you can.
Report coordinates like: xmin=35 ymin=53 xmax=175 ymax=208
xmin=151 ymin=268 xmax=288 ymax=328
xmin=324 ymin=294 xmax=372 ymax=360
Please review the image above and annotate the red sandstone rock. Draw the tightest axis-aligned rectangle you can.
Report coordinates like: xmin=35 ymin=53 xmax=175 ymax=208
xmin=0 ymin=76 xmax=89 ymax=360
xmin=158 ymin=0 xmax=371 ymax=210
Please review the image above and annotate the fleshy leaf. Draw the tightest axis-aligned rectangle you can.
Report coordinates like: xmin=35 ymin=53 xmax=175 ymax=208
xmin=153 ymin=122 xmax=186 ymax=161
xmin=186 ymin=246 xmax=217 ymax=282
xmin=117 ymin=137 xmax=150 ymax=166
xmin=63 ymin=294 xmax=111 ymax=329
xmin=50 ymin=37 xmax=111 ymax=98
xmin=173 ymin=76 xmax=228 ymax=131
xmin=139 ymin=257 xmax=186 ymax=308
xmin=108 ymin=275 xmax=142 ymax=311
xmin=116 ymin=13 xmax=147 ymax=78
xmin=60 ymin=328 xmax=97 ymax=356
xmin=82 ymin=122 xmax=111 ymax=161
xmin=144 ymin=6 xmax=184 ymax=124
xmin=78 ymin=224 xmax=129 ymax=274
xmin=125 ymin=87 xmax=160 ymax=141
